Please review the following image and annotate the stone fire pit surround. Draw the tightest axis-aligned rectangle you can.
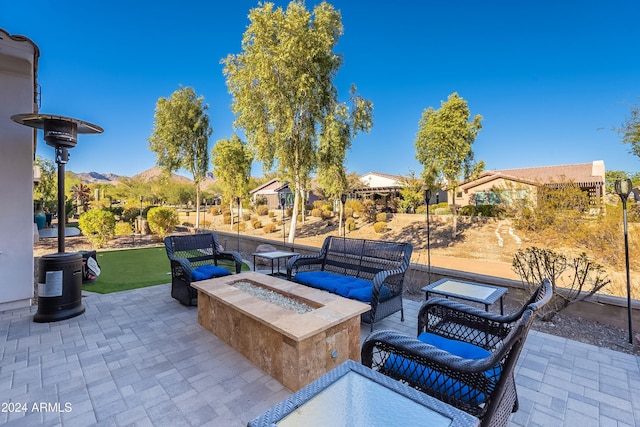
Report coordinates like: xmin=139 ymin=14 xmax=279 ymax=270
xmin=192 ymin=272 xmax=370 ymax=391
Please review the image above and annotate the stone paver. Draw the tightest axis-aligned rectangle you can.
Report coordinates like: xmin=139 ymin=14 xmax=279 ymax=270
xmin=0 ymin=283 xmax=638 ymax=426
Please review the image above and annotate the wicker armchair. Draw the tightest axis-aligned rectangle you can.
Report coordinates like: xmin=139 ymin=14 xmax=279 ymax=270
xmin=362 ymin=279 xmax=552 ymax=427
xmin=164 ymin=233 xmax=242 ymax=306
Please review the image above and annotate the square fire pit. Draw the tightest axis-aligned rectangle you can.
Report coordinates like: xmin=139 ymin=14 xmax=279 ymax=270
xmin=192 ymin=272 xmax=370 ymax=391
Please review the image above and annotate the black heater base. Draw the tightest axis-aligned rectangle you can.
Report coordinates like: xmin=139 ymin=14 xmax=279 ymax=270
xmin=34 ymin=252 xmax=85 ymax=323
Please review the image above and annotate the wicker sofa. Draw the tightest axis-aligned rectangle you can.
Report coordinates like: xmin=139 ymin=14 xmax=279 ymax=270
xmin=164 ymin=233 xmax=242 ymax=306
xmin=287 ymin=236 xmax=413 ymax=331
xmin=361 ymin=279 xmax=552 ymax=427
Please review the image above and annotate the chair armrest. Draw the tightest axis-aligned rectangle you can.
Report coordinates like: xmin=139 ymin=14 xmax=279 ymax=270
xmin=216 ymin=250 xmax=243 ymax=273
xmin=286 ymin=253 xmax=324 ymax=278
xmin=169 ymin=257 xmax=192 ymax=281
xmin=371 ymin=269 xmax=406 ymax=300
xmin=418 ymin=298 xmax=518 ymax=350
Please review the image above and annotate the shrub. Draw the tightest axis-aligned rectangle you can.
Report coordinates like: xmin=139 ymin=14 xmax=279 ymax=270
xmin=362 ymin=199 xmax=376 ymax=222
xmin=263 ymin=223 xmax=277 ymax=233
xmin=434 ymin=207 xmax=450 ymax=215
xmin=286 ymin=207 xmax=293 ymax=217
xmin=208 ymin=206 xmax=222 ymax=215
xmin=346 ymin=217 xmax=356 ymax=231
xmin=512 ymin=247 xmax=610 ymax=320
xmin=242 ymin=212 xmax=251 ymax=221
xmin=311 ymin=208 xmax=322 ymax=218
xmin=344 ymin=207 xmax=353 ymax=219
xmin=476 ymin=204 xmax=505 ymax=217
xmin=78 ymin=209 xmax=116 ymax=249
xmin=375 ymin=212 xmax=387 ymax=222
xmin=268 ymin=211 xmax=275 ymax=218
xmin=459 ymin=205 xmax=476 ymax=216
xmin=121 ymin=206 xmax=140 ymax=224
xmin=257 ymin=205 xmax=269 ymax=216
xmin=114 ymin=221 xmax=133 ymax=236
xmin=373 ymin=221 xmax=387 ymax=233
xmin=147 ymin=206 xmax=179 ymax=240
xmin=347 ymin=199 xmax=363 ymax=214
xmin=321 ymin=210 xmax=333 ymax=220
xmin=252 ymin=220 xmax=262 ymax=229
xmin=223 ymin=213 xmax=232 ymax=224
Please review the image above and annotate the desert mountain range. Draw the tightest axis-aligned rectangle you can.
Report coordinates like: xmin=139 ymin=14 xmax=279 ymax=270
xmin=69 ymin=167 xmax=216 ymax=186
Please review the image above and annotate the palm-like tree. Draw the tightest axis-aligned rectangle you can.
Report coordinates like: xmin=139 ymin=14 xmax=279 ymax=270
xmin=70 ymin=183 xmax=91 ymax=213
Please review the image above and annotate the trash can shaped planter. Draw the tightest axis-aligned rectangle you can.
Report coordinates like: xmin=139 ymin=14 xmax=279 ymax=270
xmin=34 ymin=252 xmax=85 ymax=322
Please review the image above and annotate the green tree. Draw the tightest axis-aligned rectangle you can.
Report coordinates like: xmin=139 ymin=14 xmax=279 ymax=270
xmin=618 ymin=102 xmax=640 ymax=160
xmin=34 ymin=156 xmax=56 ymax=212
xmin=147 ymin=206 xmax=179 ymax=240
xmin=222 ymin=1 xmax=372 ymax=243
xmin=148 ymin=86 xmax=212 ymax=229
xmin=415 ymin=92 xmax=483 ymax=237
xmin=211 ymin=134 xmax=253 ymax=230
xmin=605 ymin=170 xmax=631 ymax=194
xmin=398 ymin=170 xmax=424 ymax=213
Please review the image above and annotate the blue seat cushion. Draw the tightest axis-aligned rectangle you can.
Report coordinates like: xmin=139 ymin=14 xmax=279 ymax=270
xmin=191 ymin=264 xmax=230 ymax=281
xmin=383 ymin=332 xmax=501 ymax=406
xmin=294 ymin=271 xmax=391 ymax=303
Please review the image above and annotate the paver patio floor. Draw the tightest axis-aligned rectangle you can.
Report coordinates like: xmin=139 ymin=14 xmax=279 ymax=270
xmin=1 ymin=283 xmax=639 ymax=426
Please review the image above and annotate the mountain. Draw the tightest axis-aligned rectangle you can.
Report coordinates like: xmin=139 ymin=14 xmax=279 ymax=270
xmin=132 ymin=166 xmax=192 ymax=183
xmin=69 ymin=167 xmax=216 ymax=185
xmin=72 ymin=171 xmax=122 ymax=184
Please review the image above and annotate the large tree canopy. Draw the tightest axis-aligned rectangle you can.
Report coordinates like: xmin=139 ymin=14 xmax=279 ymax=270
xmin=222 ymin=1 xmax=372 ymax=243
xmin=415 ymin=92 xmax=483 ymax=236
xmin=618 ymin=102 xmax=640 ymax=161
xmin=148 ymin=86 xmax=212 ymax=228
xmin=211 ymin=134 xmax=254 ymax=228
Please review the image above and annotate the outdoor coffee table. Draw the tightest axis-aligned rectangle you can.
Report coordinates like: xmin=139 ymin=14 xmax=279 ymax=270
xmin=247 ymin=359 xmax=479 ymax=427
xmin=251 ymin=250 xmax=299 ymax=276
xmin=422 ymin=278 xmax=508 ymax=314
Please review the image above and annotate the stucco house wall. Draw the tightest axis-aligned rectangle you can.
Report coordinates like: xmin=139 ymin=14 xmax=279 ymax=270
xmin=0 ymin=29 xmax=39 ymax=310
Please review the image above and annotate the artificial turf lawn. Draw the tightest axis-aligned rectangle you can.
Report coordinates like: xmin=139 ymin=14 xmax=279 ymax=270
xmin=83 ymin=246 xmax=249 ymax=294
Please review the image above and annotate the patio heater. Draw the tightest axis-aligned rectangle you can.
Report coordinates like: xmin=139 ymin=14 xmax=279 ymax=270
xmin=424 ymin=189 xmax=432 ymax=285
xmin=12 ymin=113 xmax=103 ymax=322
xmin=615 ymin=179 xmax=634 ymax=344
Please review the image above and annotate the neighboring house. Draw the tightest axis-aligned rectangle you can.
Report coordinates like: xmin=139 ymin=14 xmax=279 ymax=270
xmin=631 ymin=187 xmax=640 ymax=205
xmin=0 ymin=29 xmax=40 ymax=310
xmin=453 ymin=161 xmax=606 ymax=208
xmin=351 ymin=171 xmax=447 ymax=210
xmin=250 ymin=179 xmax=321 ymax=210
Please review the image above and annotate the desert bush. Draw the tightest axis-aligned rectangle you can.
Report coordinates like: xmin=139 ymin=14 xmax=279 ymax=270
xmin=268 ymin=211 xmax=275 ymax=218
xmin=362 ymin=199 xmax=376 ymax=222
xmin=286 ymin=207 xmax=293 ymax=217
xmin=242 ymin=212 xmax=251 ymax=221
xmin=263 ymin=223 xmax=277 ymax=233
xmin=297 ymin=214 xmax=302 ymax=222
xmin=344 ymin=207 xmax=353 ymax=218
xmin=476 ymin=204 xmax=505 ymax=218
xmin=208 ymin=206 xmax=222 ymax=215
xmin=78 ymin=209 xmax=116 ymax=249
xmin=182 ymin=221 xmax=194 ymax=227
xmin=512 ymin=246 xmax=610 ymax=320
xmin=147 ymin=206 xmax=179 ymax=239
xmin=415 ymin=205 xmax=427 ymax=215
xmin=375 ymin=212 xmax=387 ymax=222
xmin=373 ymin=221 xmax=387 ymax=233
xmin=256 ymin=205 xmax=269 ymax=216
xmin=114 ymin=221 xmax=133 ymax=236
xmin=346 ymin=217 xmax=356 ymax=231
xmin=313 ymin=200 xmax=324 ymax=210
xmin=121 ymin=206 xmax=141 ymax=224
xmin=223 ymin=213 xmax=232 ymax=224
xmin=434 ymin=207 xmax=450 ymax=215
xmin=459 ymin=205 xmax=476 ymax=216
xmin=311 ymin=208 xmax=322 ymax=218
xmin=234 ymin=222 xmax=246 ymax=232
xmin=346 ymin=199 xmax=363 ymax=214
xmin=321 ymin=210 xmax=333 ymax=220
xmin=252 ymin=219 xmax=262 ymax=229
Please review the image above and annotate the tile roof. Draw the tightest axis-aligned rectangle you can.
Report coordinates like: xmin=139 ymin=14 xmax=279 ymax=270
xmin=491 ymin=161 xmax=604 ymax=184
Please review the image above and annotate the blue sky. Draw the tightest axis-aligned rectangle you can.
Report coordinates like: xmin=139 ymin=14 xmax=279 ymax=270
xmin=3 ymin=0 xmax=640 ymax=179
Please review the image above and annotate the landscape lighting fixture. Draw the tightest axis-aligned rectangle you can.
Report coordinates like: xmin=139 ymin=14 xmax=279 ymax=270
xmin=614 ymin=178 xmax=634 ymax=344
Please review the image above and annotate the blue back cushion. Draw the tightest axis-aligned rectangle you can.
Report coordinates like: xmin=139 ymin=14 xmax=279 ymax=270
xmin=383 ymin=332 xmax=501 ymax=406
xmin=191 ymin=264 xmax=230 ymax=281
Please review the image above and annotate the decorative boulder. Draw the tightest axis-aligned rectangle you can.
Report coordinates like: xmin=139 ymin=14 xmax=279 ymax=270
xmin=254 ymin=244 xmax=277 ymax=266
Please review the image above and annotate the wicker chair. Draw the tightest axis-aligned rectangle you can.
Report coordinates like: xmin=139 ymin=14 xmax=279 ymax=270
xmin=362 ymin=279 xmax=552 ymax=427
xmin=164 ymin=233 xmax=242 ymax=306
